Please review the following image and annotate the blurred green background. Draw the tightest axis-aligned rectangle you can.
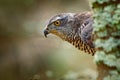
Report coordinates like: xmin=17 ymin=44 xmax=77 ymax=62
xmin=0 ymin=0 xmax=96 ymax=80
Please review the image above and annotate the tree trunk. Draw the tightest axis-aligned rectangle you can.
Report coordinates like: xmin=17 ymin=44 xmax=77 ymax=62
xmin=89 ymin=0 xmax=120 ymax=80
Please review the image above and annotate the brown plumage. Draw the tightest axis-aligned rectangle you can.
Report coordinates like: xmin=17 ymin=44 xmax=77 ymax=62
xmin=44 ymin=12 xmax=95 ymax=56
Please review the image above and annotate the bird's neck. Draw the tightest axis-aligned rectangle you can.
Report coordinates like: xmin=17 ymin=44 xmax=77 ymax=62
xmin=64 ymin=32 xmax=95 ymax=56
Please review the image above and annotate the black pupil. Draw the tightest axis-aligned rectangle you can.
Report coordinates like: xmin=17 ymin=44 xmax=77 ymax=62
xmin=56 ymin=22 xmax=59 ymax=24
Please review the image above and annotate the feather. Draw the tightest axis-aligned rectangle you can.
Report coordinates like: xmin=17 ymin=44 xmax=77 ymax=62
xmin=44 ymin=12 xmax=95 ymax=56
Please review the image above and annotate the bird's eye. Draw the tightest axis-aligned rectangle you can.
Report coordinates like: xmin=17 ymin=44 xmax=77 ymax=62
xmin=54 ymin=21 xmax=60 ymax=26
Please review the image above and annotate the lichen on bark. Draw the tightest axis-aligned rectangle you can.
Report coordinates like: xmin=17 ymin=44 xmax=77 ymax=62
xmin=89 ymin=0 xmax=120 ymax=80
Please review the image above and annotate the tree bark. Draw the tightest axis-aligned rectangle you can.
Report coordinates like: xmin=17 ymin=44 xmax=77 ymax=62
xmin=89 ymin=0 xmax=120 ymax=80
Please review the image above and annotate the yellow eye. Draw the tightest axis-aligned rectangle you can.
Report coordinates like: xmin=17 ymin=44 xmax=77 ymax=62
xmin=54 ymin=21 xmax=60 ymax=26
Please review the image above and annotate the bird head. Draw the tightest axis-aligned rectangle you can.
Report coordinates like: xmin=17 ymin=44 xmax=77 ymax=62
xmin=43 ymin=12 xmax=95 ymax=55
xmin=44 ymin=13 xmax=75 ymax=40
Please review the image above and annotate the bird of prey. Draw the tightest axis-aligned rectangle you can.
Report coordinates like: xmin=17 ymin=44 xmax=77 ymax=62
xmin=44 ymin=12 xmax=95 ymax=56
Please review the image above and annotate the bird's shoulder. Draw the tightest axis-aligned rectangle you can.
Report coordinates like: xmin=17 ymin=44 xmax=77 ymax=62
xmin=74 ymin=12 xmax=94 ymax=48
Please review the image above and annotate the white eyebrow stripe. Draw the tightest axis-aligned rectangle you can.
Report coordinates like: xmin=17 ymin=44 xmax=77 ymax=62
xmin=50 ymin=17 xmax=61 ymax=23
xmin=55 ymin=17 xmax=61 ymax=20
xmin=67 ymin=13 xmax=74 ymax=17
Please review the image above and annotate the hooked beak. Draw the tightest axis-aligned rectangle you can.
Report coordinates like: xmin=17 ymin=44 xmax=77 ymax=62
xmin=44 ymin=28 xmax=49 ymax=37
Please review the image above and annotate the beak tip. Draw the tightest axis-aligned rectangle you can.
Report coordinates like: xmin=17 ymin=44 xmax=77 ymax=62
xmin=44 ymin=30 xmax=49 ymax=38
xmin=45 ymin=35 xmax=47 ymax=38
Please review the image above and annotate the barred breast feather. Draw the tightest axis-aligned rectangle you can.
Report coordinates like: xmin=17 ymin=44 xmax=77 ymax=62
xmin=65 ymin=12 xmax=95 ymax=55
